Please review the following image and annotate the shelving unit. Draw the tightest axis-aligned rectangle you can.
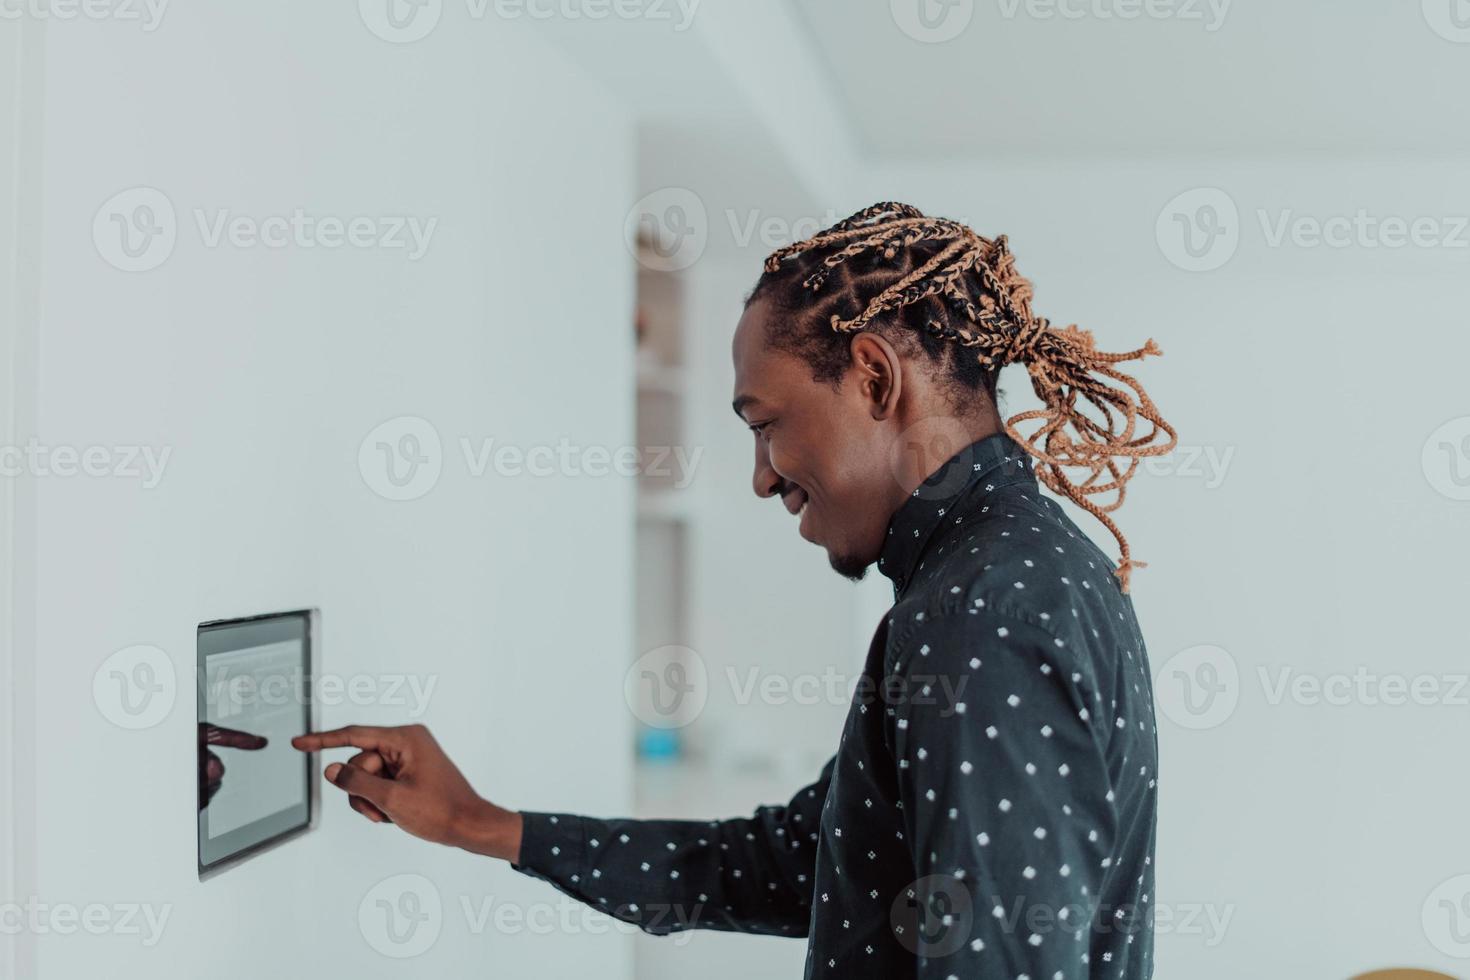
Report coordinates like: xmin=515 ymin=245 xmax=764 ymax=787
xmin=631 ymin=237 xmax=694 ymax=762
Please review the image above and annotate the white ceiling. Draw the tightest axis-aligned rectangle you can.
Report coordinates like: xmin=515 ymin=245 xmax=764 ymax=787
xmin=791 ymin=0 xmax=1470 ymax=158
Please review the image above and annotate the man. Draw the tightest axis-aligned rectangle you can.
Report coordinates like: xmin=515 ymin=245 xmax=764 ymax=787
xmin=294 ymin=203 xmax=1177 ymax=977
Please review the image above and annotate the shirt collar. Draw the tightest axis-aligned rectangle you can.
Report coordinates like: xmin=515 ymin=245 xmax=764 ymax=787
xmin=875 ymin=431 xmax=1038 ymax=597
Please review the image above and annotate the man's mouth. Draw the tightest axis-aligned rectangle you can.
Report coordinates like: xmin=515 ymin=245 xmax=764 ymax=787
xmin=784 ymin=487 xmax=816 ymax=541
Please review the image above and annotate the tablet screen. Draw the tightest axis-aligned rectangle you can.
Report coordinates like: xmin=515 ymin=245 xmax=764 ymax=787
xmin=197 ymin=611 xmax=315 ymax=876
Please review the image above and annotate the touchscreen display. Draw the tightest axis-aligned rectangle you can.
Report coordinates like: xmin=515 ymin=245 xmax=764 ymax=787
xmin=197 ymin=611 xmax=314 ymax=876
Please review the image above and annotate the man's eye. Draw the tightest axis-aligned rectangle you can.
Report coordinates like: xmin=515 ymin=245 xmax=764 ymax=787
xmin=749 ymin=421 xmax=773 ymax=437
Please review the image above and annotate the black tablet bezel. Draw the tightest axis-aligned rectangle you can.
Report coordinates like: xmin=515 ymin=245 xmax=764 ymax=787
xmin=197 ymin=609 xmax=318 ymax=880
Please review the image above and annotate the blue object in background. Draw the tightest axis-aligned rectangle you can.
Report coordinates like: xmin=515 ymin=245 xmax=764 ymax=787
xmin=637 ymin=727 xmax=682 ymax=763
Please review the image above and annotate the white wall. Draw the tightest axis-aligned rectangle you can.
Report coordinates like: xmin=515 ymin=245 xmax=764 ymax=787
xmin=15 ymin=5 xmax=638 ymax=978
xmin=856 ymin=157 xmax=1470 ymax=977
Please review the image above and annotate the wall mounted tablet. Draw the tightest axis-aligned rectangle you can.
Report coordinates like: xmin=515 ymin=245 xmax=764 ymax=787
xmin=197 ymin=610 xmax=317 ymax=879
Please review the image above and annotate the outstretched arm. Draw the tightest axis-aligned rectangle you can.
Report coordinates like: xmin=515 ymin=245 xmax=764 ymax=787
xmin=509 ymin=760 xmax=831 ymax=937
xmin=292 ymin=724 xmax=829 ymax=936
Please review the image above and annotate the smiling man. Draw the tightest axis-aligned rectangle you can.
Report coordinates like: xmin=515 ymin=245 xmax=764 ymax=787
xmin=295 ymin=203 xmax=1177 ymax=978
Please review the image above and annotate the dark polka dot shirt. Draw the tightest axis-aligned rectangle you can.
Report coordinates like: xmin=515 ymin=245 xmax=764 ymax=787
xmin=513 ymin=432 xmax=1158 ymax=978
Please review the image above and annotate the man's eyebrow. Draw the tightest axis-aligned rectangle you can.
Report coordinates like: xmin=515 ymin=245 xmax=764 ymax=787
xmin=731 ymin=394 xmax=760 ymax=421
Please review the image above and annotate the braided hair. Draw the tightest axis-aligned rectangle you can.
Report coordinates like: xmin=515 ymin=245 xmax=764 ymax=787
xmin=748 ymin=202 xmax=1177 ymax=592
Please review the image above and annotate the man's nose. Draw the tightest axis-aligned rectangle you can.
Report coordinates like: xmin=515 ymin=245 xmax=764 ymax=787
xmin=751 ymin=438 xmax=783 ymax=499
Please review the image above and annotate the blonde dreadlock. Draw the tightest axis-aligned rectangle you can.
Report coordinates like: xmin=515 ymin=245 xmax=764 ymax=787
xmin=760 ymin=203 xmax=1177 ymax=593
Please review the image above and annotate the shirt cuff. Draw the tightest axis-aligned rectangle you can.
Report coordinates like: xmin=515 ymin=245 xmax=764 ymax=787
xmin=509 ymin=811 xmax=586 ymax=886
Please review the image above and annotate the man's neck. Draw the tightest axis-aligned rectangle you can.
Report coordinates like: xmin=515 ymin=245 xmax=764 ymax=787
xmin=886 ymin=409 xmax=1003 ymax=506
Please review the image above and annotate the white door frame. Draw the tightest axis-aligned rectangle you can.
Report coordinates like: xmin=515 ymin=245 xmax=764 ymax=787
xmin=2 ymin=15 xmax=43 ymax=980
xmin=0 ymin=28 xmax=16 ymax=979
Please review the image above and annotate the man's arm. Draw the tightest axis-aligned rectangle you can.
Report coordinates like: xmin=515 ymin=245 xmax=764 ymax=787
xmin=508 ymin=763 xmax=830 ymax=936
xmin=291 ymin=725 xmax=828 ymax=937
xmin=885 ymin=609 xmax=1120 ymax=976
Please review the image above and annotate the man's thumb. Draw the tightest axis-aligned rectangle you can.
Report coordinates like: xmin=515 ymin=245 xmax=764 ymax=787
xmin=326 ymin=761 xmax=395 ymax=809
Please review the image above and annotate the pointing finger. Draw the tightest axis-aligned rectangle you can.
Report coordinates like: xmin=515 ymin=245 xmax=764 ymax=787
xmin=293 ymin=725 xmax=402 ymax=754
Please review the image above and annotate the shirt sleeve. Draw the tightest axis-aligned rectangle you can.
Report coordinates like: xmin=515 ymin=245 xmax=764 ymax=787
xmin=885 ymin=608 xmax=1122 ymax=977
xmin=509 ymin=757 xmax=833 ymax=937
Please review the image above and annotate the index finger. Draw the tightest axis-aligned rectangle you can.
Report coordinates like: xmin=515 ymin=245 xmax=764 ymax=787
xmin=292 ymin=725 xmax=403 ymax=754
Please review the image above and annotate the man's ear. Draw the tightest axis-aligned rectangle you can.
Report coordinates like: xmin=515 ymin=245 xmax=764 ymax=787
xmin=848 ymin=332 xmax=902 ymax=421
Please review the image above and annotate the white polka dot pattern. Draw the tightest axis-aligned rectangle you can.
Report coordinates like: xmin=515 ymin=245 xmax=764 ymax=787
xmin=511 ymin=434 xmax=1158 ymax=979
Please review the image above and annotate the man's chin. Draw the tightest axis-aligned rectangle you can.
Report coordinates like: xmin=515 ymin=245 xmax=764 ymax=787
xmin=826 ymin=549 xmax=871 ymax=582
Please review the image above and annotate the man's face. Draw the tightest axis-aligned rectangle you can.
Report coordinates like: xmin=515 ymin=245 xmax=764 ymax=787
xmin=730 ymin=299 xmax=901 ymax=580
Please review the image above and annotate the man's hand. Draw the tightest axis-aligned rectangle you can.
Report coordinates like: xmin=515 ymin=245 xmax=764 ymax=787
xmin=291 ymin=724 xmax=522 ymax=862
